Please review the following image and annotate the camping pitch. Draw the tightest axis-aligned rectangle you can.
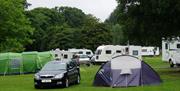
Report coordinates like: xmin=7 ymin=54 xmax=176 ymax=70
xmin=93 ymin=55 xmax=161 ymax=87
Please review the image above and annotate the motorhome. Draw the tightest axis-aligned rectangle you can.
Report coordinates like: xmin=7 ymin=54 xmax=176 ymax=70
xmin=68 ymin=48 xmax=94 ymax=58
xmin=52 ymin=49 xmax=74 ymax=61
xmin=141 ymin=47 xmax=160 ymax=56
xmin=162 ymin=37 xmax=180 ymax=67
xmin=93 ymin=45 xmax=142 ymax=63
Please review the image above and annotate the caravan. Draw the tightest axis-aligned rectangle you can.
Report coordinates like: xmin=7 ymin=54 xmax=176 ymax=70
xmin=141 ymin=47 xmax=160 ymax=56
xmin=52 ymin=49 xmax=74 ymax=61
xmin=68 ymin=48 xmax=94 ymax=58
xmin=162 ymin=37 xmax=180 ymax=67
xmin=93 ymin=45 xmax=142 ymax=63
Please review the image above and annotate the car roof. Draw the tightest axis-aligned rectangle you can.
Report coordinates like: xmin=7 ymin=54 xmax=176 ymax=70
xmin=48 ymin=60 xmax=68 ymax=64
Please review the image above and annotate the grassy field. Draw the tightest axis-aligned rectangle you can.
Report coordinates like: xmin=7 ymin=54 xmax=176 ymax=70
xmin=1 ymin=56 xmax=180 ymax=91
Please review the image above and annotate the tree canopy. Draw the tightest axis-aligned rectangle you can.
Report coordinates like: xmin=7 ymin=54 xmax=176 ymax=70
xmin=0 ymin=0 xmax=34 ymax=52
xmin=106 ymin=0 xmax=180 ymax=46
xmin=25 ymin=7 xmax=112 ymax=51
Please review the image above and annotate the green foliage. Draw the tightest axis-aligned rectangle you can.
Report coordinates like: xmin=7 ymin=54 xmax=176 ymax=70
xmin=0 ymin=0 xmax=34 ymax=52
xmin=107 ymin=0 xmax=180 ymax=46
xmin=26 ymin=7 xmax=112 ymax=51
xmin=81 ymin=23 xmax=112 ymax=50
xmin=111 ymin=24 xmax=125 ymax=45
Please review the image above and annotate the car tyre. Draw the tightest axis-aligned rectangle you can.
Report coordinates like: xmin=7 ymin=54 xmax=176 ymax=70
xmin=86 ymin=63 xmax=90 ymax=67
xmin=76 ymin=75 xmax=80 ymax=84
xmin=34 ymin=85 xmax=40 ymax=89
xmin=176 ymin=64 xmax=180 ymax=67
xmin=169 ymin=60 xmax=174 ymax=68
xmin=64 ymin=78 xmax=69 ymax=88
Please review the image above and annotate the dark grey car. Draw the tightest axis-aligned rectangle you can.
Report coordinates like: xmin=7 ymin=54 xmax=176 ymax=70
xmin=34 ymin=60 xmax=80 ymax=88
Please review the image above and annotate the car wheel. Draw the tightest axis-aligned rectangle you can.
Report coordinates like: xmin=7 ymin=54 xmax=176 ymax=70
xmin=91 ymin=62 xmax=95 ymax=65
xmin=86 ymin=63 xmax=90 ymax=67
xmin=176 ymin=64 xmax=180 ymax=67
xmin=65 ymin=78 xmax=69 ymax=88
xmin=76 ymin=75 xmax=80 ymax=84
xmin=169 ymin=60 xmax=174 ymax=68
xmin=34 ymin=85 xmax=40 ymax=89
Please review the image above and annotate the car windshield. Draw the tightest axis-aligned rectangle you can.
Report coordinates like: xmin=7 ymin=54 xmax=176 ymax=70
xmin=41 ymin=62 xmax=67 ymax=71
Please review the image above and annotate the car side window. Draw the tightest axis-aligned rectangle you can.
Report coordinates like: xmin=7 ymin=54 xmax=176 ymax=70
xmin=69 ymin=62 xmax=75 ymax=69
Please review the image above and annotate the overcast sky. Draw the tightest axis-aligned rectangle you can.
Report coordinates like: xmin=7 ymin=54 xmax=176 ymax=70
xmin=27 ymin=0 xmax=117 ymax=21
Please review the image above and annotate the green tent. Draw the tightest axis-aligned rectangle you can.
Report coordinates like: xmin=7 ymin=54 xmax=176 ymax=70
xmin=0 ymin=51 xmax=55 ymax=75
xmin=22 ymin=51 xmax=40 ymax=73
xmin=0 ymin=53 xmax=22 ymax=75
xmin=38 ymin=51 xmax=55 ymax=67
xmin=22 ymin=51 xmax=55 ymax=73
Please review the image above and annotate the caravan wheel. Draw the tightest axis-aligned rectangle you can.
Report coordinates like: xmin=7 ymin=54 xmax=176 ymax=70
xmin=169 ymin=60 xmax=174 ymax=68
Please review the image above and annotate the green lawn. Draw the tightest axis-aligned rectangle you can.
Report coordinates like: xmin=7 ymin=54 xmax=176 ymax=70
xmin=1 ymin=56 xmax=180 ymax=91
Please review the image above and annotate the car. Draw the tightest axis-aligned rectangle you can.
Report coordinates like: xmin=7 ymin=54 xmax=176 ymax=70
xmin=78 ymin=55 xmax=91 ymax=66
xmin=34 ymin=60 xmax=80 ymax=88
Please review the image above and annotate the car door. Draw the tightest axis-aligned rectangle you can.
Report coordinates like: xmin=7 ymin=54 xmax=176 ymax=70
xmin=67 ymin=62 xmax=76 ymax=83
xmin=70 ymin=62 xmax=79 ymax=82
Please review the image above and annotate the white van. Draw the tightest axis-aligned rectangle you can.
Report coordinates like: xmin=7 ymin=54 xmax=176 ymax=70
xmin=93 ymin=45 xmax=142 ymax=63
xmin=141 ymin=47 xmax=160 ymax=56
xmin=68 ymin=49 xmax=93 ymax=58
xmin=162 ymin=37 xmax=180 ymax=67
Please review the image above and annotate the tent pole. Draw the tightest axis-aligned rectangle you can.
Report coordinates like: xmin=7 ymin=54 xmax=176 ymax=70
xmin=20 ymin=57 xmax=24 ymax=75
xmin=4 ymin=53 xmax=9 ymax=76
xmin=141 ymin=63 xmax=143 ymax=87
xmin=126 ymin=75 xmax=127 ymax=88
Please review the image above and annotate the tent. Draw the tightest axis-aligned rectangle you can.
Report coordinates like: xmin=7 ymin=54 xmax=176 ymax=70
xmin=93 ymin=55 xmax=161 ymax=87
xmin=0 ymin=53 xmax=22 ymax=75
xmin=22 ymin=51 xmax=54 ymax=73
xmin=22 ymin=52 xmax=40 ymax=73
xmin=0 ymin=51 xmax=55 ymax=75
xmin=38 ymin=51 xmax=54 ymax=67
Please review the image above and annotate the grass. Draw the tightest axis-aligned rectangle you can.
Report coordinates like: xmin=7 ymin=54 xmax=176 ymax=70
xmin=1 ymin=56 xmax=180 ymax=91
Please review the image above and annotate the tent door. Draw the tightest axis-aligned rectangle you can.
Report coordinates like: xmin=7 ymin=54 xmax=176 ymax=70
xmin=10 ymin=58 xmax=22 ymax=74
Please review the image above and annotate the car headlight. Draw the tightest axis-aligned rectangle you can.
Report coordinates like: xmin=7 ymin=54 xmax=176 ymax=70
xmin=34 ymin=74 xmax=40 ymax=79
xmin=54 ymin=74 xmax=64 ymax=79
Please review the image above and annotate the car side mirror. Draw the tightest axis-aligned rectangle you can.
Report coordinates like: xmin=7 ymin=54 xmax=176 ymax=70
xmin=67 ymin=64 xmax=72 ymax=70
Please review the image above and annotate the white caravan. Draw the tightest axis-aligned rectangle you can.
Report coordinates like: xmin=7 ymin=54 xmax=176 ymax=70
xmin=52 ymin=49 xmax=74 ymax=61
xmin=141 ymin=47 xmax=160 ymax=56
xmin=162 ymin=37 xmax=180 ymax=67
xmin=94 ymin=45 xmax=142 ymax=63
xmin=68 ymin=48 xmax=93 ymax=57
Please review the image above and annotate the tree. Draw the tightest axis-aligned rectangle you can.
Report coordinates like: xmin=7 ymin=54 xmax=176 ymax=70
xmin=107 ymin=0 xmax=180 ymax=46
xmin=111 ymin=24 xmax=125 ymax=45
xmin=26 ymin=7 xmax=112 ymax=51
xmin=0 ymin=0 xmax=34 ymax=52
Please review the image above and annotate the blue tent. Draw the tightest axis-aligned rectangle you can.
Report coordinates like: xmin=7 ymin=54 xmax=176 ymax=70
xmin=93 ymin=55 xmax=161 ymax=87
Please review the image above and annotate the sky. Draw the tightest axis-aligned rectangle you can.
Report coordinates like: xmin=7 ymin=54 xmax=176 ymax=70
xmin=27 ymin=0 xmax=118 ymax=22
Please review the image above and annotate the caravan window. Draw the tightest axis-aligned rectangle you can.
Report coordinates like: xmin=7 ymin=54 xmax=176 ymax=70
xmin=125 ymin=47 xmax=129 ymax=52
xmin=133 ymin=50 xmax=138 ymax=55
xmin=78 ymin=51 xmax=83 ymax=54
xmin=116 ymin=50 xmax=122 ymax=53
xmin=55 ymin=54 xmax=58 ymax=57
xmin=106 ymin=50 xmax=112 ymax=54
xmin=165 ymin=43 xmax=168 ymax=49
xmin=125 ymin=47 xmax=129 ymax=54
xmin=86 ymin=52 xmax=91 ymax=55
xmin=177 ymin=44 xmax=180 ymax=48
xmin=64 ymin=54 xmax=68 ymax=59
xmin=142 ymin=49 xmax=147 ymax=52
xmin=95 ymin=50 xmax=102 ymax=55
